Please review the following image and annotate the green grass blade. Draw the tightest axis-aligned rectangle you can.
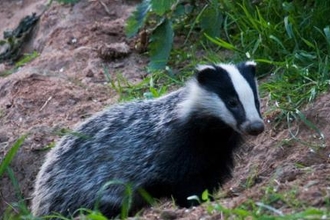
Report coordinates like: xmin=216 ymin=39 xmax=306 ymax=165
xmin=15 ymin=51 xmax=39 ymax=68
xmin=323 ymin=26 xmax=330 ymax=45
xmin=269 ymin=35 xmax=287 ymax=52
xmin=86 ymin=212 xmax=108 ymax=220
xmin=0 ymin=134 xmax=27 ymax=178
xmin=205 ymin=34 xmax=240 ymax=52
xmin=6 ymin=167 xmax=29 ymax=215
xmin=284 ymin=16 xmax=294 ymax=39
xmin=295 ymin=109 xmax=324 ymax=140
xmin=301 ymin=38 xmax=316 ymax=49
xmin=256 ymin=202 xmax=284 ymax=216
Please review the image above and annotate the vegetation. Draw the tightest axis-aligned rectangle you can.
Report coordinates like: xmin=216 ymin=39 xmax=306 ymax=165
xmin=201 ymin=187 xmax=330 ymax=220
xmin=125 ymin=0 xmax=223 ymax=70
xmin=126 ymin=0 xmax=330 ymax=130
xmin=1 ymin=135 xmax=31 ymax=219
xmin=0 ymin=51 xmax=40 ymax=77
xmin=213 ymin=0 xmax=330 ymax=128
xmin=1 ymin=0 xmax=330 ymax=219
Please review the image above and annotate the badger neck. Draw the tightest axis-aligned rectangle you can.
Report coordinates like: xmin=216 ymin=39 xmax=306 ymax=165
xmin=175 ymin=82 xmax=242 ymax=150
xmin=187 ymin=112 xmax=240 ymax=146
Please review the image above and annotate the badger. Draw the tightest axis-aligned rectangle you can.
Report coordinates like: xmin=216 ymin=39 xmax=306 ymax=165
xmin=31 ymin=61 xmax=264 ymax=218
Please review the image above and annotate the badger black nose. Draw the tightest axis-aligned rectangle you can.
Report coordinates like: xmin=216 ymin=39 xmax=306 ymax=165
xmin=246 ymin=121 xmax=265 ymax=136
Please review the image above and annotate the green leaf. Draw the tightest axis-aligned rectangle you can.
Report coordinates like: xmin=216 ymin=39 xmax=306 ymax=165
xmin=173 ymin=3 xmax=186 ymax=17
xmin=148 ymin=18 xmax=174 ymax=70
xmin=0 ymin=134 xmax=27 ymax=178
xmin=199 ymin=1 xmax=223 ymax=38
xmin=150 ymin=0 xmax=176 ymax=16
xmin=201 ymin=189 xmax=209 ymax=201
xmin=125 ymin=0 xmax=151 ymax=38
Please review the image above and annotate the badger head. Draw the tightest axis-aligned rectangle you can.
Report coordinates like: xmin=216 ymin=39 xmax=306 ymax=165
xmin=180 ymin=61 xmax=265 ymax=136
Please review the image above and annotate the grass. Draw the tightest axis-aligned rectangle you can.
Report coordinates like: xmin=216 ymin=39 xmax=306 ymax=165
xmin=208 ymin=202 xmax=329 ymax=220
xmin=103 ymin=64 xmax=183 ymax=102
xmin=1 ymin=135 xmax=32 ymax=220
xmin=1 ymin=0 xmax=330 ymax=219
xmin=118 ymin=0 xmax=330 ymax=132
xmin=205 ymin=0 xmax=330 ymax=129
xmin=204 ymin=183 xmax=330 ymax=220
xmin=0 ymin=51 xmax=39 ymax=77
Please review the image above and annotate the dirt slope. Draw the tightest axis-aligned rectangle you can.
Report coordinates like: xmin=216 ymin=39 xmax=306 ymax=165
xmin=0 ymin=0 xmax=329 ymax=218
xmin=0 ymin=0 xmax=147 ymax=215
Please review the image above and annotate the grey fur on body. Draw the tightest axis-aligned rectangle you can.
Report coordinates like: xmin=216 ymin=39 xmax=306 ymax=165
xmin=32 ymin=62 xmax=264 ymax=218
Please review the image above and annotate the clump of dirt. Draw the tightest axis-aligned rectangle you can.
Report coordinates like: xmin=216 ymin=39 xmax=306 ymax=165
xmin=0 ymin=0 xmax=329 ymax=218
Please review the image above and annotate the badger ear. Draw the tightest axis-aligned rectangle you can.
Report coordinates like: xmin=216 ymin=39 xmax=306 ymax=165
xmin=245 ymin=61 xmax=256 ymax=67
xmin=243 ymin=61 xmax=257 ymax=76
xmin=195 ymin=65 xmax=218 ymax=84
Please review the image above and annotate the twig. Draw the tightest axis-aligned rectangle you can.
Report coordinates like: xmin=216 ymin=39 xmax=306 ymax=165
xmin=98 ymin=0 xmax=112 ymax=16
xmin=40 ymin=96 xmax=52 ymax=111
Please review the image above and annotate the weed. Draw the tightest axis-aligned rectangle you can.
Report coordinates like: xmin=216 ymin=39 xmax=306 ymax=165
xmin=187 ymin=189 xmax=211 ymax=205
xmin=2 ymin=1 xmax=330 ymax=219
xmin=126 ymin=0 xmax=223 ymax=70
xmin=243 ymin=165 xmax=261 ymax=189
xmin=3 ymin=167 xmax=31 ymax=219
xmin=206 ymin=0 xmax=330 ymax=127
xmin=0 ymin=135 xmax=27 ymax=178
xmin=0 ymin=135 xmax=31 ymax=219
xmin=203 ymin=195 xmax=329 ymax=220
xmin=0 ymin=51 xmax=39 ymax=77
xmin=14 ymin=51 xmax=39 ymax=68
xmin=103 ymin=64 xmax=180 ymax=102
xmin=0 ymin=108 xmax=4 ymax=119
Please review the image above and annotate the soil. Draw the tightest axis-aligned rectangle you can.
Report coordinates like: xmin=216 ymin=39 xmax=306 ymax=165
xmin=0 ymin=0 xmax=329 ymax=219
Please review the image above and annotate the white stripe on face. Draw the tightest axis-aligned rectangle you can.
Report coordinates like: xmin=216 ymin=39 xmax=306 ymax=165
xmin=217 ymin=63 xmax=262 ymax=123
xmin=178 ymin=78 xmax=237 ymax=129
xmin=196 ymin=64 xmax=216 ymax=72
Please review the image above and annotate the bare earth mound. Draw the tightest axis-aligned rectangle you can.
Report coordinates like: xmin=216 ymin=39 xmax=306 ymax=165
xmin=0 ymin=0 xmax=329 ymax=218
xmin=0 ymin=0 xmax=147 ymax=215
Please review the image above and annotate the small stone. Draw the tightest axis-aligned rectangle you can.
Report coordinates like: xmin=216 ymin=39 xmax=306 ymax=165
xmin=98 ymin=42 xmax=130 ymax=61
xmin=0 ymin=64 xmax=6 ymax=72
xmin=160 ymin=210 xmax=178 ymax=220
xmin=85 ymin=69 xmax=94 ymax=77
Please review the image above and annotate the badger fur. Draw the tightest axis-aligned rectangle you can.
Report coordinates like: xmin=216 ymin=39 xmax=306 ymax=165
xmin=32 ymin=61 xmax=264 ymax=218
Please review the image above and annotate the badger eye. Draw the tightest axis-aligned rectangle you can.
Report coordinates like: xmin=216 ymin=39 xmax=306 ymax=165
xmin=228 ymin=99 xmax=239 ymax=108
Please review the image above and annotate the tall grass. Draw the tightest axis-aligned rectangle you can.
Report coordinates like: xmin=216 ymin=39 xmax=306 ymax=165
xmin=0 ymin=135 xmax=33 ymax=219
xmin=206 ymin=0 xmax=330 ymax=128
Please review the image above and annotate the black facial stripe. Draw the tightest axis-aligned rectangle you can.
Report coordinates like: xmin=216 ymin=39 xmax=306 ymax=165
xmin=196 ymin=65 xmax=247 ymax=126
xmin=236 ymin=63 xmax=261 ymax=116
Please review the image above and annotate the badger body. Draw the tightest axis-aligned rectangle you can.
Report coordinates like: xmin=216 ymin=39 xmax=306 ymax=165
xmin=32 ymin=61 xmax=264 ymax=218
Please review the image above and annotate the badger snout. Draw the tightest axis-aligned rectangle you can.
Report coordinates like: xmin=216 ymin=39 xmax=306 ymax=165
xmin=242 ymin=121 xmax=265 ymax=136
